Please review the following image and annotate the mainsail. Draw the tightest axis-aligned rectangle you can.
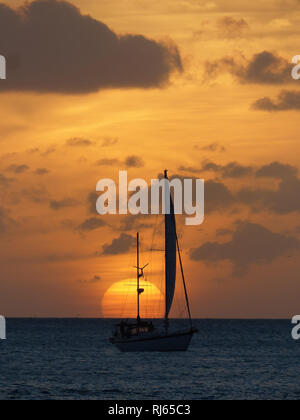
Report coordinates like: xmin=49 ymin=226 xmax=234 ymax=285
xmin=164 ymin=172 xmax=177 ymax=319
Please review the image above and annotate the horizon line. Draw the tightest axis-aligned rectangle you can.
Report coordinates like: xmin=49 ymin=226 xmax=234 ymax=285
xmin=3 ymin=317 xmax=293 ymax=321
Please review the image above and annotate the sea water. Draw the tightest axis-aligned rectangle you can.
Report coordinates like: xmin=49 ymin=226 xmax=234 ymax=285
xmin=0 ymin=319 xmax=299 ymax=400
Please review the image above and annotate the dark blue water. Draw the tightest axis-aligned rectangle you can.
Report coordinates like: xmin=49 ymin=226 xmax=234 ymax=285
xmin=0 ymin=319 xmax=299 ymax=400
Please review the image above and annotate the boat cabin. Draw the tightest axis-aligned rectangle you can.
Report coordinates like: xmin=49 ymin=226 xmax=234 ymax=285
xmin=113 ymin=320 xmax=155 ymax=339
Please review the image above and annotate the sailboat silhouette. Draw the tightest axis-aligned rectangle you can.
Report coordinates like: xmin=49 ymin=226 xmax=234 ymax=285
xmin=110 ymin=170 xmax=198 ymax=352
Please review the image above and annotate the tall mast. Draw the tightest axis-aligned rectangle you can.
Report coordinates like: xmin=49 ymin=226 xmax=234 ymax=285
xmin=164 ymin=170 xmax=168 ymax=323
xmin=137 ymin=232 xmax=140 ymax=324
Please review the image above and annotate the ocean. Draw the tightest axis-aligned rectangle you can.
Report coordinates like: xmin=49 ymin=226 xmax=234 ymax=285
xmin=0 ymin=319 xmax=299 ymax=400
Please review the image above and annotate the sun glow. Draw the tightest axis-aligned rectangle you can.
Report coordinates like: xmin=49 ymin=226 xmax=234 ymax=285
xmin=101 ymin=279 xmax=164 ymax=318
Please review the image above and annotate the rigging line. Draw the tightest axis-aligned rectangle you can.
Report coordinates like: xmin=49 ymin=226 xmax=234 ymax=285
xmin=175 ymin=231 xmax=193 ymax=329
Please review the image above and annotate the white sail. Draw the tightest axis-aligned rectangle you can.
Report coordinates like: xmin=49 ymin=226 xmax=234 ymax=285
xmin=165 ymin=178 xmax=177 ymax=318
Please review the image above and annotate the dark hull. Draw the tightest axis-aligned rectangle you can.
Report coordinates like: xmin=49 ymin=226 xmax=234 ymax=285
xmin=111 ymin=329 xmax=197 ymax=352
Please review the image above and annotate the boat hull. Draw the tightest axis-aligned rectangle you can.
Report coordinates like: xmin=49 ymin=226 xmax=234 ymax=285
xmin=112 ymin=330 xmax=196 ymax=352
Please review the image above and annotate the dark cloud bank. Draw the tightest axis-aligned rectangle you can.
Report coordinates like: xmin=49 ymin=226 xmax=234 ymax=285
xmin=178 ymin=161 xmax=300 ymax=215
xmin=0 ymin=0 xmax=182 ymax=93
xmin=190 ymin=221 xmax=300 ymax=275
xmin=181 ymin=160 xmax=298 ymax=180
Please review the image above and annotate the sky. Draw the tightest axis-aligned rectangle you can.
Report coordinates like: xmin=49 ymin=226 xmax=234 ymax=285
xmin=0 ymin=0 xmax=300 ymax=318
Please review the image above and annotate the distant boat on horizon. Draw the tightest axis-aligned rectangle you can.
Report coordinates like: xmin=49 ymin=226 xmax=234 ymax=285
xmin=110 ymin=170 xmax=198 ymax=352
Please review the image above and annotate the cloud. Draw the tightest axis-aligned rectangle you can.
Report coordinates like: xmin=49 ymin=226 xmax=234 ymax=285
xmin=205 ymin=179 xmax=234 ymax=213
xmin=179 ymin=161 xmax=253 ymax=178
xmin=96 ymin=155 xmax=144 ymax=167
xmin=79 ymin=275 xmax=101 ymax=284
xmin=66 ymin=137 xmax=93 ymax=147
xmin=0 ymin=173 xmax=14 ymax=186
xmin=190 ymin=221 xmax=300 ymax=274
xmin=216 ymin=228 xmax=233 ymax=237
xmin=41 ymin=146 xmax=56 ymax=156
xmin=185 ymin=160 xmax=300 ymax=215
xmin=60 ymin=219 xmax=75 ymax=229
xmin=120 ymin=214 xmax=153 ymax=231
xmin=0 ymin=0 xmax=182 ymax=94
xmin=87 ymin=192 xmax=99 ymax=215
xmin=252 ymin=90 xmax=300 ymax=111
xmin=23 ymin=186 xmax=49 ymax=203
xmin=217 ymin=16 xmax=249 ymax=38
xmin=84 ymin=160 xmax=300 ymax=221
xmin=202 ymin=161 xmax=253 ymax=178
xmin=178 ymin=166 xmax=200 ymax=174
xmin=184 ymin=160 xmax=300 ymax=215
xmin=125 ymin=155 xmax=145 ymax=168
xmin=43 ymin=252 xmax=90 ymax=263
xmin=34 ymin=168 xmax=50 ymax=175
xmin=102 ymin=137 xmax=118 ymax=147
xmin=0 ymin=206 xmax=10 ymax=234
xmin=0 ymin=206 xmax=16 ymax=235
xmin=6 ymin=164 xmax=30 ymax=174
xmin=256 ymin=162 xmax=297 ymax=179
xmin=169 ymin=172 xmax=234 ymax=214
xmin=77 ymin=217 xmax=106 ymax=232
xmin=27 ymin=148 xmax=40 ymax=154
xmin=237 ymin=175 xmax=300 ymax=214
xmin=181 ymin=160 xmax=297 ymax=181
xmin=96 ymin=158 xmax=120 ymax=166
xmin=178 ymin=161 xmax=300 ymax=215
xmin=50 ymin=198 xmax=78 ymax=210
xmin=204 ymin=51 xmax=292 ymax=85
xmin=102 ymin=233 xmax=135 ymax=255
xmin=194 ymin=142 xmax=226 ymax=153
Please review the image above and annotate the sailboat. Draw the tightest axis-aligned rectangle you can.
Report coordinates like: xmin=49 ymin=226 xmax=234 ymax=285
xmin=110 ymin=170 xmax=198 ymax=352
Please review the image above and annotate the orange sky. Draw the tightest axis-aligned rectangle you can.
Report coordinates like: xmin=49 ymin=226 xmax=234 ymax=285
xmin=0 ymin=0 xmax=300 ymax=318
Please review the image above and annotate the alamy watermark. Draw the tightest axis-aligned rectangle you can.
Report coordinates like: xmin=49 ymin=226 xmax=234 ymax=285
xmin=0 ymin=55 xmax=6 ymax=80
xmin=0 ymin=316 xmax=6 ymax=340
xmin=291 ymin=55 xmax=300 ymax=80
xmin=96 ymin=171 xmax=205 ymax=226
xmin=291 ymin=316 xmax=300 ymax=340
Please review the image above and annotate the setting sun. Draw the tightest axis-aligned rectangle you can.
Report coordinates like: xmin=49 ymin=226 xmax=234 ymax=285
xmin=101 ymin=279 xmax=164 ymax=319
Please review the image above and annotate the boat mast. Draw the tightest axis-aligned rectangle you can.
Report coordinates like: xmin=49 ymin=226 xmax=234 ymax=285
xmin=137 ymin=232 xmax=140 ymax=324
xmin=164 ymin=170 xmax=168 ymax=327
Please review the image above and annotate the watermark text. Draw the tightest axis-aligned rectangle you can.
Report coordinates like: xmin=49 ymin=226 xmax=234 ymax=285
xmin=0 ymin=316 xmax=6 ymax=340
xmin=0 ymin=55 xmax=6 ymax=80
xmin=291 ymin=315 xmax=300 ymax=340
xmin=292 ymin=55 xmax=300 ymax=80
xmin=96 ymin=171 xmax=205 ymax=226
